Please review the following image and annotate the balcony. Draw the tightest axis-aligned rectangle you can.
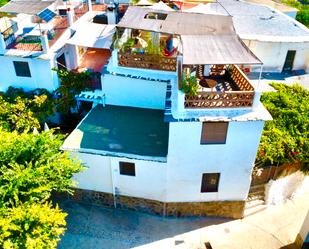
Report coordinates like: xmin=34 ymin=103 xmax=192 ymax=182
xmin=116 ymin=30 xmax=178 ymax=72
xmin=118 ymin=52 xmax=177 ymax=72
xmin=183 ymin=65 xmax=255 ymax=109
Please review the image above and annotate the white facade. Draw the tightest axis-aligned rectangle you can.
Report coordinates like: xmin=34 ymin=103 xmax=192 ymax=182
xmin=102 ymin=74 xmax=167 ymax=110
xmin=0 ymin=55 xmax=57 ymax=92
xmin=244 ymin=39 xmax=309 ymax=72
xmin=72 ymin=120 xmax=265 ymax=203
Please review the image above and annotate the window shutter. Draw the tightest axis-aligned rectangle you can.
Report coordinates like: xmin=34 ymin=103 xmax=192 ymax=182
xmin=201 ymin=122 xmax=228 ymax=144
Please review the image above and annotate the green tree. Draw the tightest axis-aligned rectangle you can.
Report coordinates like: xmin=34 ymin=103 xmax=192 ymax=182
xmin=0 ymin=87 xmax=54 ymax=133
xmin=257 ymin=83 xmax=309 ymax=170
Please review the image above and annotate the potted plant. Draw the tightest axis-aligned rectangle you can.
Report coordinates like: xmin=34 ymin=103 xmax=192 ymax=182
xmin=181 ymin=75 xmax=199 ymax=97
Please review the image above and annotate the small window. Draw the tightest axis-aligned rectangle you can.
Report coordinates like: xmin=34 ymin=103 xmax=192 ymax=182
xmin=119 ymin=162 xmax=135 ymax=176
xmin=144 ymin=12 xmax=168 ymax=20
xmin=13 ymin=61 xmax=31 ymax=77
xmin=201 ymin=122 xmax=228 ymax=144
xmin=201 ymin=173 xmax=220 ymax=193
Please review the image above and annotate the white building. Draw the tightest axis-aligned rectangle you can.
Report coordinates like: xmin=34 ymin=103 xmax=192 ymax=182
xmin=0 ymin=0 xmax=118 ymax=92
xmin=62 ymin=6 xmax=272 ymax=218
xmin=185 ymin=0 xmax=309 ymax=73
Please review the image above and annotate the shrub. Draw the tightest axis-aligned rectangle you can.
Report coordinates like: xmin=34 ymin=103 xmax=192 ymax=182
xmin=257 ymin=83 xmax=309 ymax=170
xmin=0 ymin=203 xmax=66 ymax=249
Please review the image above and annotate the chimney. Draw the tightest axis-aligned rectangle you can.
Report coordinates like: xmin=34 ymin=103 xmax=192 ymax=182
xmin=88 ymin=0 xmax=92 ymax=12
xmin=67 ymin=8 xmax=74 ymax=26
xmin=40 ymin=31 xmax=49 ymax=53
xmin=0 ymin=33 xmax=6 ymax=54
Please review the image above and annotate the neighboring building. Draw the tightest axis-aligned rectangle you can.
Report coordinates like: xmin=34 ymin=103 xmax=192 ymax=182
xmin=185 ymin=0 xmax=309 ymax=73
xmin=0 ymin=0 xmax=118 ymax=92
xmin=62 ymin=6 xmax=272 ymax=218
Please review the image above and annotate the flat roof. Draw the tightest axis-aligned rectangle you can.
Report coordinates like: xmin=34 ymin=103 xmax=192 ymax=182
xmin=62 ymin=105 xmax=169 ymax=160
xmin=0 ymin=0 xmax=53 ymax=15
xmin=189 ymin=0 xmax=309 ymax=42
xmin=117 ymin=6 xmax=235 ymax=35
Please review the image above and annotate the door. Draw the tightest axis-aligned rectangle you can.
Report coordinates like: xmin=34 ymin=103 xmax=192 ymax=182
xmin=282 ymin=50 xmax=296 ymax=72
xmin=56 ymin=53 xmax=67 ymax=71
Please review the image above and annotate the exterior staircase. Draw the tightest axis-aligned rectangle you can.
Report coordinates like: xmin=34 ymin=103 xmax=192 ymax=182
xmin=244 ymin=184 xmax=267 ymax=217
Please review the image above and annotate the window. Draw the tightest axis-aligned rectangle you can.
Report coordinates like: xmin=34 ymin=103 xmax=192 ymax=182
xmin=201 ymin=173 xmax=220 ymax=193
xmin=144 ymin=12 xmax=168 ymax=20
xmin=119 ymin=162 xmax=135 ymax=176
xmin=201 ymin=122 xmax=228 ymax=144
xmin=13 ymin=61 xmax=31 ymax=77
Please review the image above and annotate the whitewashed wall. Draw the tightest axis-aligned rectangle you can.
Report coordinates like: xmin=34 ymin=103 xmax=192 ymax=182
xmin=0 ymin=55 xmax=57 ymax=92
xmin=72 ymin=120 xmax=265 ymax=203
xmin=165 ymin=121 xmax=265 ymax=202
xmin=102 ymin=74 xmax=167 ymax=110
xmin=244 ymin=40 xmax=309 ymax=73
xmin=72 ymin=152 xmax=113 ymax=193
xmin=72 ymin=152 xmax=167 ymax=201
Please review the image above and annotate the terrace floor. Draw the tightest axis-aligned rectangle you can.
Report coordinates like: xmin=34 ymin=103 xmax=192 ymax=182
xmin=78 ymin=48 xmax=111 ymax=73
xmin=62 ymin=104 xmax=169 ymax=159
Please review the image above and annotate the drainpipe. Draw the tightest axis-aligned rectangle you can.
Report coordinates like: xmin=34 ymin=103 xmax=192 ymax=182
xmin=40 ymin=31 xmax=49 ymax=53
xmin=0 ymin=33 xmax=6 ymax=54
xmin=87 ymin=0 xmax=92 ymax=12
xmin=67 ymin=8 xmax=74 ymax=27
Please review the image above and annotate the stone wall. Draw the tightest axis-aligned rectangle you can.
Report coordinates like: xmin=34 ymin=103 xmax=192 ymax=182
xmin=165 ymin=201 xmax=245 ymax=219
xmin=56 ymin=189 xmax=245 ymax=219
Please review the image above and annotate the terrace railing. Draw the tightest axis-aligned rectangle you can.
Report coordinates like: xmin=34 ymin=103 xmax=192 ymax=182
xmin=184 ymin=65 xmax=255 ymax=109
xmin=118 ymin=52 xmax=177 ymax=72
xmin=185 ymin=91 xmax=254 ymax=108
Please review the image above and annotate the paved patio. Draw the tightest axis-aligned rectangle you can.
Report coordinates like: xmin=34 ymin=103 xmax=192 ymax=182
xmin=57 ymin=200 xmax=229 ymax=249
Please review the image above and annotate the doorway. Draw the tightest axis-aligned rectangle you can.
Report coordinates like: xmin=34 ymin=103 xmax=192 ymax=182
xmin=282 ymin=50 xmax=296 ymax=72
xmin=56 ymin=53 xmax=67 ymax=71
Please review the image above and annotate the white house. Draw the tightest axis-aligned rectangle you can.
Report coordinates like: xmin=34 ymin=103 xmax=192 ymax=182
xmin=185 ymin=0 xmax=309 ymax=73
xmin=62 ymin=6 xmax=272 ymax=218
xmin=0 ymin=0 xmax=118 ymax=92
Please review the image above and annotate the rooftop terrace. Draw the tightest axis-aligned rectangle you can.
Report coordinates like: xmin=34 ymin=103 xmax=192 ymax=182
xmin=62 ymin=105 xmax=169 ymax=161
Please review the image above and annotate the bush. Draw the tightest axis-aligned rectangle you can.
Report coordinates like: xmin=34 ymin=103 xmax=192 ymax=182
xmin=0 ymin=203 xmax=66 ymax=249
xmin=257 ymin=83 xmax=309 ymax=170
xmin=0 ymin=130 xmax=84 ymax=208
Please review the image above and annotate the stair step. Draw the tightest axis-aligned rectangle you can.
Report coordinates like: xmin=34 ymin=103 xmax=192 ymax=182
xmin=244 ymin=204 xmax=267 ymax=217
xmin=247 ymin=196 xmax=264 ymax=202
xmin=245 ymin=199 xmax=265 ymax=209
xmin=249 ymin=184 xmax=265 ymax=192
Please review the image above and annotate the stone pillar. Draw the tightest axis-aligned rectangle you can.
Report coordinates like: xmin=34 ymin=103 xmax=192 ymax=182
xmin=0 ymin=33 xmax=6 ymax=54
xmin=88 ymin=0 xmax=92 ymax=12
xmin=67 ymin=8 xmax=74 ymax=27
xmin=40 ymin=31 xmax=49 ymax=53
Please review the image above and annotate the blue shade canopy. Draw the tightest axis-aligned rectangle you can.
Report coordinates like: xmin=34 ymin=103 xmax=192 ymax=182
xmin=37 ymin=8 xmax=56 ymax=22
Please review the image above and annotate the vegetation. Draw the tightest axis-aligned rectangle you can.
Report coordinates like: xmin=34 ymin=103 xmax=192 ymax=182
xmin=257 ymin=83 xmax=309 ymax=170
xmin=0 ymin=0 xmax=8 ymax=7
xmin=181 ymin=75 xmax=199 ymax=97
xmin=0 ymin=87 xmax=54 ymax=133
xmin=0 ymin=87 xmax=84 ymax=248
xmin=282 ymin=0 xmax=309 ymax=27
xmin=53 ymin=68 xmax=91 ymax=114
